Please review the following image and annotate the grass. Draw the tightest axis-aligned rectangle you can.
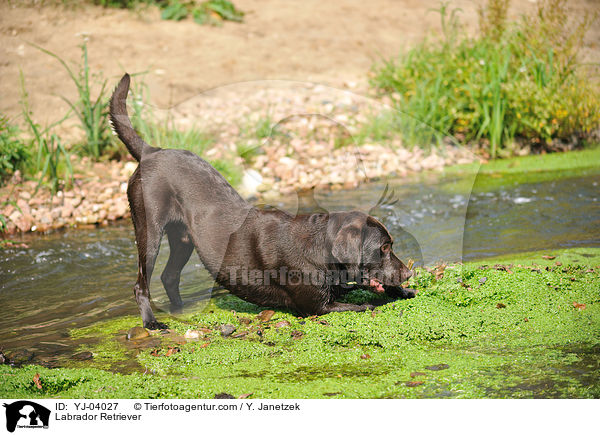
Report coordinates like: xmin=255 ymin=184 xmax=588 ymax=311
xmin=20 ymin=72 xmax=73 ymax=194
xmin=1 ymin=246 xmax=599 ymax=399
xmin=129 ymin=80 xmax=243 ymax=187
xmin=370 ymin=0 xmax=600 ymax=157
xmin=31 ymin=41 xmax=112 ymax=159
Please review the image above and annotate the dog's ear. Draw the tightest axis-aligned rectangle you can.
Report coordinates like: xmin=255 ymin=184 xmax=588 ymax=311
xmin=331 ymin=221 xmax=363 ymax=270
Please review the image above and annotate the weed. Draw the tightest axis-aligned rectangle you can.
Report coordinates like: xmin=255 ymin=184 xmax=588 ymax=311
xmin=0 ymin=115 xmax=30 ymax=185
xmin=370 ymin=0 xmax=600 ymax=157
xmin=31 ymin=40 xmax=112 ymax=159
xmin=128 ymin=80 xmax=243 ymax=186
xmin=20 ymin=72 xmax=73 ymax=194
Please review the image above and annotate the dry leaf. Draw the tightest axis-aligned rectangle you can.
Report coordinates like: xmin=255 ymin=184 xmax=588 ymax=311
xmin=165 ymin=347 xmax=180 ymax=357
xmin=238 ymin=393 xmax=253 ymax=399
xmin=257 ymin=310 xmax=275 ymax=322
xmin=542 ymin=255 xmax=556 ymax=260
xmin=496 ymin=303 xmax=506 ymax=309
xmin=405 ymin=381 xmax=424 ymax=387
xmin=33 ymin=373 xmax=42 ymax=390
xmin=573 ymin=302 xmax=586 ymax=310
xmin=410 ymin=372 xmax=426 ymax=378
xmin=360 ymin=354 xmax=371 ymax=359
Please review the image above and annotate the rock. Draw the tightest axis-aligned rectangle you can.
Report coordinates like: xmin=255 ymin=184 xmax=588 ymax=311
xmin=71 ymin=351 xmax=93 ymax=361
xmin=126 ymin=326 xmax=150 ymax=340
xmin=220 ymin=324 xmax=236 ymax=337
xmin=184 ymin=329 xmax=203 ymax=340
xmin=239 ymin=169 xmax=263 ymax=196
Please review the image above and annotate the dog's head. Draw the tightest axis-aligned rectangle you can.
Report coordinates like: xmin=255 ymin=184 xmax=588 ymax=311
xmin=327 ymin=211 xmax=413 ymax=295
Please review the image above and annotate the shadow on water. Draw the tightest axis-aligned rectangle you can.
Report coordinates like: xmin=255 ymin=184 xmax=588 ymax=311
xmin=0 ymin=169 xmax=598 ymax=382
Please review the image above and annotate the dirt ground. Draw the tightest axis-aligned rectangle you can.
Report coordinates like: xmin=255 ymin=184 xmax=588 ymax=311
xmin=1 ymin=0 xmax=599 ymax=129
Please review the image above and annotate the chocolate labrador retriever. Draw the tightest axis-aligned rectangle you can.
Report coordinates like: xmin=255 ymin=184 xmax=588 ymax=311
xmin=109 ymin=74 xmax=414 ymax=329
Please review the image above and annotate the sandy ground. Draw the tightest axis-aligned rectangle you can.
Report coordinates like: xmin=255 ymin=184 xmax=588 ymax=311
xmin=1 ymin=0 xmax=598 ymax=130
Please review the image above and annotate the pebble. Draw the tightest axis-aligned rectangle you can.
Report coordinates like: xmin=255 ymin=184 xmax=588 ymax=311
xmin=220 ymin=324 xmax=236 ymax=337
xmin=126 ymin=326 xmax=150 ymax=340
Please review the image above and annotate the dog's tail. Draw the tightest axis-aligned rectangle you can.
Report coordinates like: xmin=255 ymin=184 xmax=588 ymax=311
xmin=109 ymin=73 xmax=150 ymax=161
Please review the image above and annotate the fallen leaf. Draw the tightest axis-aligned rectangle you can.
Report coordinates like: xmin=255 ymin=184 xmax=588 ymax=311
xmin=496 ymin=303 xmax=506 ymax=309
xmin=542 ymin=255 xmax=556 ymax=260
xmin=33 ymin=373 xmax=42 ymax=390
xmin=435 ymin=263 xmax=446 ymax=280
xmin=238 ymin=393 xmax=253 ymax=399
xmin=165 ymin=347 xmax=180 ymax=357
xmin=257 ymin=310 xmax=275 ymax=322
xmin=231 ymin=331 xmax=248 ymax=338
xmin=150 ymin=349 xmax=160 ymax=357
xmin=410 ymin=372 xmax=426 ymax=378
xmin=360 ymin=354 xmax=371 ymax=359
xmin=214 ymin=393 xmax=235 ymax=399
xmin=239 ymin=317 xmax=253 ymax=325
xmin=405 ymin=381 xmax=424 ymax=387
xmin=274 ymin=320 xmax=291 ymax=328
xmin=573 ymin=302 xmax=586 ymax=310
xmin=199 ymin=342 xmax=210 ymax=349
xmin=291 ymin=330 xmax=304 ymax=340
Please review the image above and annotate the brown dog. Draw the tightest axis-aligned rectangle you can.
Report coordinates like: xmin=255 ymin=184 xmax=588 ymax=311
xmin=109 ymin=74 xmax=414 ymax=329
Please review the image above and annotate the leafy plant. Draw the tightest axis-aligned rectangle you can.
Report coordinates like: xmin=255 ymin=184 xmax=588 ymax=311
xmin=20 ymin=72 xmax=73 ymax=194
xmin=0 ymin=115 xmax=30 ymax=185
xmin=370 ymin=0 xmax=600 ymax=157
xmin=128 ymin=79 xmax=243 ymax=186
xmin=31 ymin=40 xmax=112 ymax=159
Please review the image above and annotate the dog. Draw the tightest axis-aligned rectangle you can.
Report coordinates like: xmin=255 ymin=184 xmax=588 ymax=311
xmin=109 ymin=73 xmax=415 ymax=329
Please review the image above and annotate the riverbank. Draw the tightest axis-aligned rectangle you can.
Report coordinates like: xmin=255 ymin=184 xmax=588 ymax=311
xmin=2 ymin=143 xmax=599 ymax=238
xmin=1 ymin=246 xmax=598 ymax=399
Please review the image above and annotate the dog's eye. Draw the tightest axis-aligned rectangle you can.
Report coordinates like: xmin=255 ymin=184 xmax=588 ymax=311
xmin=381 ymin=243 xmax=391 ymax=254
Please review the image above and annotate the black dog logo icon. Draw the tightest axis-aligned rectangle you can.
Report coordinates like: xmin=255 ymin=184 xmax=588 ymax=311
xmin=3 ymin=401 xmax=50 ymax=432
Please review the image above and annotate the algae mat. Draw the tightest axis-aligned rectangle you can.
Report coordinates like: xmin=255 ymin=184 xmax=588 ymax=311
xmin=1 ymin=247 xmax=599 ymax=399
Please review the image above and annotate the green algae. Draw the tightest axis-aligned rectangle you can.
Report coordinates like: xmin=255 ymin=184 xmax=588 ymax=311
xmin=438 ymin=147 xmax=600 ymax=194
xmin=1 ymin=247 xmax=598 ymax=399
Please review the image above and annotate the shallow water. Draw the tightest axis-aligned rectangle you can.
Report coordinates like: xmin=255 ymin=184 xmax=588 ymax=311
xmin=0 ymin=169 xmax=598 ymax=366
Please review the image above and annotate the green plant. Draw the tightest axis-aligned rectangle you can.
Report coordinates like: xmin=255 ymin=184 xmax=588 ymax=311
xmin=128 ymin=80 xmax=243 ymax=186
xmin=0 ymin=115 xmax=30 ymax=185
xmin=20 ymin=73 xmax=73 ymax=194
xmin=156 ymin=0 xmax=244 ymax=25
xmin=31 ymin=41 xmax=112 ymax=159
xmin=370 ymin=0 xmax=600 ymax=157
xmin=193 ymin=0 xmax=244 ymax=25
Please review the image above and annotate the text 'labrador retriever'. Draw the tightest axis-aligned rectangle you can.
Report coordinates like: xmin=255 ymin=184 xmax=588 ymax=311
xmin=109 ymin=73 xmax=415 ymax=329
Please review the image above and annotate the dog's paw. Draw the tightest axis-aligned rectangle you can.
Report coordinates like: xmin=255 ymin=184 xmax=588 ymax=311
xmin=144 ymin=320 xmax=168 ymax=330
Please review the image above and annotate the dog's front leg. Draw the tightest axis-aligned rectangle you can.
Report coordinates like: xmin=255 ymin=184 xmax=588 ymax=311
xmin=317 ymin=301 xmax=375 ymax=314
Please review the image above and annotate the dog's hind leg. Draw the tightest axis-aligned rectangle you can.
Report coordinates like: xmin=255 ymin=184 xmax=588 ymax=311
xmin=129 ymin=176 xmax=167 ymax=330
xmin=161 ymin=224 xmax=194 ymax=312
